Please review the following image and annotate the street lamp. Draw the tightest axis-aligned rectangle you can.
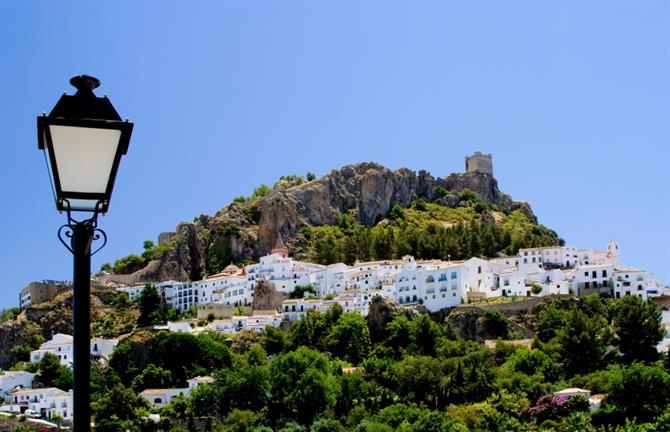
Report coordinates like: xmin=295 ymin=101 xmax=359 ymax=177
xmin=37 ymin=75 xmax=133 ymax=431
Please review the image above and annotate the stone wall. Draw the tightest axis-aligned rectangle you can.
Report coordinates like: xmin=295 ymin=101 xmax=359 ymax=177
xmin=465 ymin=151 xmax=493 ymax=175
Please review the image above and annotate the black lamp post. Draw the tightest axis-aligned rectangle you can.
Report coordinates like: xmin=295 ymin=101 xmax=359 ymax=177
xmin=38 ymin=75 xmax=133 ymax=431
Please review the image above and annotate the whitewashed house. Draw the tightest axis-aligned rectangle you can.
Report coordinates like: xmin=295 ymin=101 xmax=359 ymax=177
xmin=612 ymin=267 xmax=663 ymax=300
xmin=10 ymin=387 xmax=72 ymax=420
xmin=44 ymin=389 xmax=73 ymax=420
xmin=140 ymin=375 xmax=214 ymax=408
xmin=30 ymin=334 xmax=118 ymax=368
xmin=187 ymin=376 xmax=214 ymax=390
xmin=139 ymin=388 xmax=187 ymax=408
xmin=115 ymin=284 xmax=145 ymax=301
xmin=0 ymin=371 xmax=34 ymax=399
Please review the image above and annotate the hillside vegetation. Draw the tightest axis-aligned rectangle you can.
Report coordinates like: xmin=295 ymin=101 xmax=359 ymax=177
xmin=4 ymin=294 xmax=663 ymax=431
xmin=305 ymin=198 xmax=560 ymax=266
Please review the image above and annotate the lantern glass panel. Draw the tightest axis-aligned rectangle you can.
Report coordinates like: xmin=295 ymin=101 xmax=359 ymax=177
xmin=61 ymin=198 xmax=103 ymax=212
xmin=49 ymin=125 xmax=121 ymax=194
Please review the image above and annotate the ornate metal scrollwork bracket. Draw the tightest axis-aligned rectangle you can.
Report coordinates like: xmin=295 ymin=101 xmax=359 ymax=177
xmin=56 ymin=199 xmax=108 ymax=256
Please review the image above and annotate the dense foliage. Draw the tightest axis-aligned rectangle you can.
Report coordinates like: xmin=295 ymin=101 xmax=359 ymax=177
xmin=85 ymin=294 xmax=669 ymax=431
xmin=305 ymin=199 xmax=561 ymax=266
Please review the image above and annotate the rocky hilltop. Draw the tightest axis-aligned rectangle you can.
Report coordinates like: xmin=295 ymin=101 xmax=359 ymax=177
xmin=102 ymin=161 xmax=551 ymax=285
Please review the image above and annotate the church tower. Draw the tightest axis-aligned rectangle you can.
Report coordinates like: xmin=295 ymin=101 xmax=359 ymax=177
xmin=607 ymin=240 xmax=620 ymax=263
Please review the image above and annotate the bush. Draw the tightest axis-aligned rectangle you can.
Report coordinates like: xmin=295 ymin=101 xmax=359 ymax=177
xmin=113 ymin=254 xmax=145 ymax=274
xmin=459 ymin=188 xmax=480 ymax=203
xmin=389 ymin=204 xmax=405 ymax=221
xmin=433 ymin=187 xmax=449 ymax=200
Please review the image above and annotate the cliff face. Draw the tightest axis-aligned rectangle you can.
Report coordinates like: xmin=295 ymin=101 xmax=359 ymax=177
xmin=104 ymin=162 xmax=538 ymax=285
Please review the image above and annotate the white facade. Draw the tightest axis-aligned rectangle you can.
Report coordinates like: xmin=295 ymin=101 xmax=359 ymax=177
xmin=115 ymin=284 xmax=145 ymax=301
xmin=10 ymin=387 xmax=73 ymax=420
xmin=136 ymin=239 xmax=666 ymax=318
xmin=139 ymin=388 xmax=187 ymax=408
xmin=140 ymin=375 xmax=214 ymax=408
xmin=0 ymin=371 xmax=34 ymax=399
xmin=30 ymin=334 xmax=118 ymax=368
xmin=612 ymin=267 xmax=663 ymax=300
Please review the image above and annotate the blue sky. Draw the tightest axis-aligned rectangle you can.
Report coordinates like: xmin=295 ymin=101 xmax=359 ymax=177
xmin=0 ymin=1 xmax=668 ymax=310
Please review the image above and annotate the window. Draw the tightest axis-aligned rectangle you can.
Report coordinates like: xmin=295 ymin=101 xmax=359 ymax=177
xmin=451 ymin=272 xmax=457 ymax=280
xmin=477 ymin=266 xmax=482 ymax=274
xmin=585 ymin=282 xmax=590 ymax=289
xmin=592 ymin=271 xmax=597 ymax=278
xmin=602 ymin=270 xmax=607 ymax=277
xmin=584 ymin=272 xmax=588 ymax=277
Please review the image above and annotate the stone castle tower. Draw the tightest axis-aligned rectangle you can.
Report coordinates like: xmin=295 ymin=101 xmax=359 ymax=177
xmin=465 ymin=151 xmax=493 ymax=175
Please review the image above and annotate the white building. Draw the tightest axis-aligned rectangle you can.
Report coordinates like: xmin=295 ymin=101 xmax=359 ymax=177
xmin=140 ymin=375 xmax=214 ymax=408
xmin=115 ymin=284 xmax=145 ymax=302
xmin=141 ymin=238 xmax=665 ymax=317
xmin=139 ymin=388 xmax=187 ymax=408
xmin=0 ymin=371 xmax=34 ymax=400
xmin=9 ymin=387 xmax=73 ymax=420
xmin=612 ymin=267 xmax=664 ymax=300
xmin=573 ymin=264 xmax=614 ymax=296
xmin=30 ymin=334 xmax=118 ymax=368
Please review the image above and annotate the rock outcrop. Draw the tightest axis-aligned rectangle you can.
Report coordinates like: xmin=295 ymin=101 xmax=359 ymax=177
xmin=252 ymin=281 xmax=288 ymax=311
xmin=105 ymin=162 xmax=544 ymax=285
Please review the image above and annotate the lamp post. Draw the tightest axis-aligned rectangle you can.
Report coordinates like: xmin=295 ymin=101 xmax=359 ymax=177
xmin=37 ymin=75 xmax=133 ymax=431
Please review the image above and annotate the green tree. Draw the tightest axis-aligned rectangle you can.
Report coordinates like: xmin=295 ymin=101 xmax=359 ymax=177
xmin=92 ymin=383 xmax=148 ymax=422
xmin=34 ymin=352 xmax=72 ymax=390
xmin=264 ymin=325 xmax=290 ymax=355
xmin=328 ymin=312 xmax=371 ymax=364
xmin=310 ymin=418 xmax=344 ymax=432
xmin=410 ymin=315 xmax=442 ymax=356
xmin=611 ymin=296 xmax=664 ymax=364
xmin=557 ymin=308 xmax=609 ymax=376
xmin=113 ymin=254 xmax=145 ymax=274
xmin=138 ymin=284 xmax=162 ymax=326
xmin=131 ymin=364 xmax=173 ymax=392
xmin=306 ymin=172 xmax=316 ymax=181
xmin=392 ymin=356 xmax=444 ymax=408
xmin=385 ymin=315 xmax=412 ymax=358
xmin=269 ymin=347 xmax=340 ymax=424
xmin=607 ymin=362 xmax=670 ymax=423
xmin=221 ymin=409 xmax=258 ymax=432
xmin=536 ymin=306 xmax=568 ymax=342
